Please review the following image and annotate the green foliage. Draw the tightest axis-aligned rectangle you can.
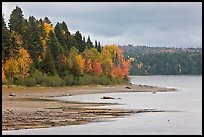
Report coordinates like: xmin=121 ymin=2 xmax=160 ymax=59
xmin=40 ymin=47 xmax=56 ymax=75
xmin=78 ymin=74 xmax=127 ymax=85
xmin=8 ymin=6 xmax=25 ymax=34
xmin=41 ymin=75 xmax=65 ymax=87
xmin=31 ymin=70 xmax=44 ymax=85
xmin=63 ymin=74 xmax=76 ymax=86
xmin=22 ymin=16 xmax=43 ymax=68
xmin=74 ymin=31 xmax=85 ymax=52
xmin=14 ymin=77 xmax=36 ymax=87
xmin=2 ymin=16 xmax=12 ymax=61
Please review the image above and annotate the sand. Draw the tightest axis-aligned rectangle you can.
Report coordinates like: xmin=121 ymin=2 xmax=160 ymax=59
xmin=2 ymin=84 xmax=176 ymax=131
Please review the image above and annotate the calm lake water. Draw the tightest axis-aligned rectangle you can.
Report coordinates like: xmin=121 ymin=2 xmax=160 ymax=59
xmin=2 ymin=75 xmax=202 ymax=135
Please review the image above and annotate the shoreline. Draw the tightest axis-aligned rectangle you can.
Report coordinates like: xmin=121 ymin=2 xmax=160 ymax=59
xmin=2 ymin=84 xmax=177 ymax=131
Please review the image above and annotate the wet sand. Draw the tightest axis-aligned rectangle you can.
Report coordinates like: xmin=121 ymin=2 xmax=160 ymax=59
xmin=2 ymin=84 xmax=176 ymax=131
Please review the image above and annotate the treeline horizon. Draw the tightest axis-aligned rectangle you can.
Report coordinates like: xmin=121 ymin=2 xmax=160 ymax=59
xmin=2 ymin=6 xmax=131 ymax=87
xmin=126 ymin=52 xmax=202 ymax=75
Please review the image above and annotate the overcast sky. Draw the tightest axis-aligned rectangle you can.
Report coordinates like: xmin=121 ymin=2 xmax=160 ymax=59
xmin=2 ymin=2 xmax=202 ymax=48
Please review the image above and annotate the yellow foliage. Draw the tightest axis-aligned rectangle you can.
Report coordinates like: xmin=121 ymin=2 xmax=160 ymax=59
xmin=103 ymin=44 xmax=120 ymax=55
xmin=4 ymin=48 xmax=33 ymax=79
xmin=74 ymin=54 xmax=84 ymax=76
xmin=40 ymin=36 xmax=46 ymax=47
xmin=4 ymin=58 xmax=19 ymax=78
xmin=44 ymin=23 xmax=54 ymax=36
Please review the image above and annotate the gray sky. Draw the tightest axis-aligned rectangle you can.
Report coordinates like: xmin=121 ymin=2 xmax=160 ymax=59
xmin=2 ymin=2 xmax=202 ymax=48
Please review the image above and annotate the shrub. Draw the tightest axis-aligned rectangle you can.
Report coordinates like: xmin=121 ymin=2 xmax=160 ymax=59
xmin=64 ymin=74 xmax=76 ymax=86
xmin=41 ymin=75 xmax=65 ymax=87
xmin=31 ymin=70 xmax=44 ymax=85
xmin=23 ymin=78 xmax=36 ymax=87
xmin=2 ymin=79 xmax=8 ymax=85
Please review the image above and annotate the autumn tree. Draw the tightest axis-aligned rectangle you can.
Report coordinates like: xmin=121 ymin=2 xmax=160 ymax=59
xmin=92 ymin=60 xmax=103 ymax=76
xmin=4 ymin=58 xmax=19 ymax=79
xmin=67 ymin=46 xmax=84 ymax=76
xmin=73 ymin=54 xmax=84 ymax=76
xmin=4 ymin=48 xmax=33 ymax=79
xmin=16 ymin=47 xmax=33 ymax=78
xmin=2 ymin=61 xmax=6 ymax=81
xmin=83 ymin=48 xmax=101 ymax=74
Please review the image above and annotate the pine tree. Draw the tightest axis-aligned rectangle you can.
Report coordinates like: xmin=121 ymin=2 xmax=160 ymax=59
xmin=43 ymin=16 xmax=51 ymax=24
xmin=8 ymin=6 xmax=25 ymax=35
xmin=47 ymin=30 xmax=61 ymax=62
xmin=40 ymin=46 xmax=56 ymax=76
xmin=94 ymin=40 xmax=98 ymax=49
xmin=74 ymin=31 xmax=84 ymax=52
xmin=22 ymin=16 xmax=43 ymax=68
xmin=85 ymin=36 xmax=93 ymax=49
xmin=98 ymin=42 xmax=102 ymax=52
xmin=54 ymin=22 xmax=66 ymax=51
xmin=2 ymin=15 xmax=12 ymax=61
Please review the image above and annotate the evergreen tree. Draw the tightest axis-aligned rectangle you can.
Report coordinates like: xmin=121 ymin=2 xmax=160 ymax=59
xmin=85 ymin=36 xmax=93 ymax=49
xmin=61 ymin=21 xmax=70 ymax=35
xmin=22 ymin=16 xmax=43 ymax=68
xmin=94 ymin=40 xmax=98 ymax=49
xmin=10 ymin=30 xmax=22 ymax=57
xmin=47 ymin=30 xmax=61 ymax=62
xmin=54 ymin=22 xmax=66 ymax=51
xmin=74 ymin=31 xmax=84 ymax=52
xmin=2 ymin=16 xmax=12 ymax=61
xmin=43 ymin=16 xmax=51 ymax=24
xmin=38 ymin=19 xmax=46 ymax=40
xmin=83 ymin=36 xmax=86 ymax=44
xmin=8 ymin=6 xmax=25 ymax=34
xmin=97 ymin=42 xmax=102 ymax=52
xmin=40 ymin=47 xmax=56 ymax=76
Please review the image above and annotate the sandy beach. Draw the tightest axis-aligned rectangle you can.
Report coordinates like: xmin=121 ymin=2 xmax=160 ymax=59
xmin=2 ymin=84 xmax=176 ymax=131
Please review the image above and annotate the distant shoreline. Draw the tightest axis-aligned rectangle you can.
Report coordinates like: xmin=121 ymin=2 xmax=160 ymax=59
xmin=2 ymin=84 xmax=177 ymax=131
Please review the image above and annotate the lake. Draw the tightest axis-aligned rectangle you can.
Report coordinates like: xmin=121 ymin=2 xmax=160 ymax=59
xmin=2 ymin=75 xmax=202 ymax=135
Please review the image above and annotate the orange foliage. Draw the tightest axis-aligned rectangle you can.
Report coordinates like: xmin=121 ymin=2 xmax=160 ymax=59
xmin=92 ymin=60 xmax=103 ymax=76
xmin=83 ymin=58 xmax=92 ymax=73
xmin=104 ymin=46 xmax=130 ymax=79
xmin=111 ymin=67 xmax=124 ymax=79
xmin=2 ymin=65 xmax=6 ymax=81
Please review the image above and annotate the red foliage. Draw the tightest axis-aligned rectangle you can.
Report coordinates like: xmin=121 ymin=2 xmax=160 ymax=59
xmin=92 ymin=60 xmax=103 ymax=76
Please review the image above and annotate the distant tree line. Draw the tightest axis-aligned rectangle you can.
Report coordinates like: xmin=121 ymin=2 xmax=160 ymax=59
xmin=126 ymin=52 xmax=202 ymax=75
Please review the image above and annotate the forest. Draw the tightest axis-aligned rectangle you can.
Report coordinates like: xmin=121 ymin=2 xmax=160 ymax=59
xmin=2 ymin=6 xmax=131 ymax=87
xmin=127 ymin=52 xmax=202 ymax=75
